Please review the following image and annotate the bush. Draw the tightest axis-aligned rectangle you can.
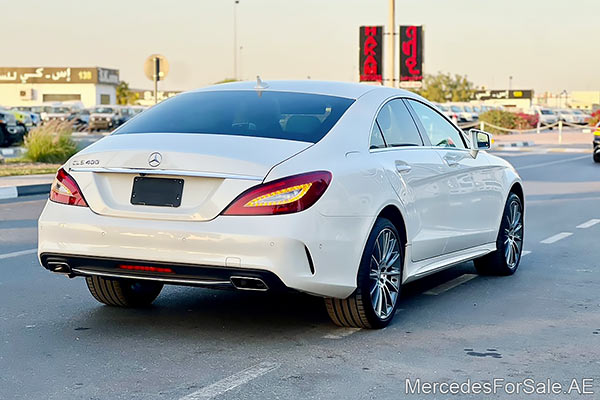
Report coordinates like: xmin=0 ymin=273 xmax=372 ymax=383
xmin=589 ymin=110 xmax=600 ymax=126
xmin=516 ymin=112 xmax=539 ymax=128
xmin=24 ymin=121 xmax=78 ymax=163
xmin=478 ymin=110 xmax=532 ymax=134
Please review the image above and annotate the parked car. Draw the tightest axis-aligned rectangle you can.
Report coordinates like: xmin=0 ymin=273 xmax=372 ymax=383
xmin=68 ymin=109 xmax=90 ymax=131
xmin=12 ymin=107 xmax=41 ymax=126
xmin=449 ymin=104 xmax=473 ymax=123
xmin=557 ymin=109 xmax=586 ymax=124
xmin=593 ymin=122 xmax=600 ymax=163
xmin=571 ymin=109 xmax=590 ymax=125
xmin=0 ymin=108 xmax=26 ymax=146
xmin=462 ymin=104 xmax=479 ymax=121
xmin=530 ymin=107 xmax=559 ymax=127
xmin=433 ymin=103 xmax=459 ymax=122
xmin=88 ymin=106 xmax=132 ymax=131
xmin=10 ymin=109 xmax=34 ymax=133
xmin=38 ymin=81 xmax=524 ymax=329
xmin=45 ymin=105 xmax=73 ymax=123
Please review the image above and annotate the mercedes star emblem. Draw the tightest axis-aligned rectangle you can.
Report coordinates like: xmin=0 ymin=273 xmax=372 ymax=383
xmin=148 ymin=152 xmax=162 ymax=167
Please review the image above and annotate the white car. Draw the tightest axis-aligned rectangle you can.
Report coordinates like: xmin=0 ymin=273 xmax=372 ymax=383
xmin=38 ymin=81 xmax=524 ymax=329
xmin=530 ymin=107 xmax=559 ymax=126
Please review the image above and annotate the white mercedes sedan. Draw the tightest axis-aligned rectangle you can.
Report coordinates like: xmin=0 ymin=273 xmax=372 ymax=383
xmin=38 ymin=80 xmax=524 ymax=329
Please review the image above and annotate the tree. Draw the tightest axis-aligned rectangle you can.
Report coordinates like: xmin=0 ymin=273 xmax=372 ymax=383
xmin=415 ymin=72 xmax=475 ymax=103
xmin=116 ymin=81 xmax=137 ymax=105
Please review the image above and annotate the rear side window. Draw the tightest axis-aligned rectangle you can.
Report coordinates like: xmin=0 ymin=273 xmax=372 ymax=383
xmin=114 ymin=91 xmax=355 ymax=143
xmin=375 ymin=99 xmax=423 ymax=147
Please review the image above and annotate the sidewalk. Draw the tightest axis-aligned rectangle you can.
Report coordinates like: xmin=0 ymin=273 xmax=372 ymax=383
xmin=492 ymin=129 xmax=591 ymax=146
xmin=0 ymin=174 xmax=53 ymax=200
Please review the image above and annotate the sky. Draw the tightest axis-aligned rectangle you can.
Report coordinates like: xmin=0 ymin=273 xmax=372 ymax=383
xmin=1 ymin=0 xmax=599 ymax=94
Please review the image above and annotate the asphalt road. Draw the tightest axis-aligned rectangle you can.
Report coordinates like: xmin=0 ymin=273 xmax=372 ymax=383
xmin=1 ymin=150 xmax=599 ymax=400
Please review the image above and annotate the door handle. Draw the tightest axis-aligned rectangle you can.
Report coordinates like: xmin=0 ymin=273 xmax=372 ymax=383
xmin=395 ymin=161 xmax=412 ymax=173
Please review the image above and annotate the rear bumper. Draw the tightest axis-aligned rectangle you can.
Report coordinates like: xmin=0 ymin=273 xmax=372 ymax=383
xmin=38 ymin=200 xmax=373 ymax=298
xmin=40 ymin=253 xmax=287 ymax=291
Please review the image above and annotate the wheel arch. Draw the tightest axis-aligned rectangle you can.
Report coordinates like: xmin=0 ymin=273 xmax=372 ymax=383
xmin=377 ymin=204 xmax=408 ymax=249
xmin=509 ymin=181 xmax=524 ymax=207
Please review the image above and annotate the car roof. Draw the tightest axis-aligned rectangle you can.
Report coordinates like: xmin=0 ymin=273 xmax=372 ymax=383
xmin=192 ymin=80 xmax=416 ymax=100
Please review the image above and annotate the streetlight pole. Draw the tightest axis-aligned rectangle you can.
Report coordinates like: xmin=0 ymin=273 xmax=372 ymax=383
xmin=387 ymin=0 xmax=395 ymax=87
xmin=509 ymin=76 xmax=513 ymax=90
xmin=233 ymin=0 xmax=239 ymax=80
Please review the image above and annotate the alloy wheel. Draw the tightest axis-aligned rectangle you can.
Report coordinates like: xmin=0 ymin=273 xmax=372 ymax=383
xmin=369 ymin=228 xmax=401 ymax=319
xmin=504 ymin=199 xmax=523 ymax=269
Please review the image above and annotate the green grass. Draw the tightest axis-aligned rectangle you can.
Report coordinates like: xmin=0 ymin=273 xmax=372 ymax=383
xmin=0 ymin=159 xmax=60 ymax=176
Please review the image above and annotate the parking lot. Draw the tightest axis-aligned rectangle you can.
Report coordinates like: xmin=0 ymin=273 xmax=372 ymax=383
xmin=1 ymin=149 xmax=598 ymax=399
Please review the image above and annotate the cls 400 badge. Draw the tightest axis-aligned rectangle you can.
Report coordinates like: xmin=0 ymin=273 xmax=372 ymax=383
xmin=71 ymin=159 xmax=100 ymax=167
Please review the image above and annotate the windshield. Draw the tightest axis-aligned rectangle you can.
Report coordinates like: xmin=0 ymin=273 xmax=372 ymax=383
xmin=93 ymin=107 xmax=115 ymax=114
xmin=439 ymin=105 xmax=449 ymax=111
xmin=450 ymin=105 xmax=461 ymax=112
xmin=115 ymin=90 xmax=355 ymax=143
xmin=540 ymin=109 xmax=555 ymax=115
xmin=50 ymin=107 xmax=70 ymax=114
xmin=464 ymin=106 xmax=473 ymax=112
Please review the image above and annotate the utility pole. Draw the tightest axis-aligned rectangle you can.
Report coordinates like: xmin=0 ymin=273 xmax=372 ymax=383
xmin=233 ymin=0 xmax=239 ymax=80
xmin=387 ymin=0 xmax=395 ymax=87
xmin=509 ymin=75 xmax=513 ymax=90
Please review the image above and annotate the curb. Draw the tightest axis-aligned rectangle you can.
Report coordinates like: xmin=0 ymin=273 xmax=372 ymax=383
xmin=0 ymin=183 xmax=51 ymax=200
xmin=491 ymin=147 xmax=592 ymax=154
xmin=493 ymin=141 xmax=535 ymax=148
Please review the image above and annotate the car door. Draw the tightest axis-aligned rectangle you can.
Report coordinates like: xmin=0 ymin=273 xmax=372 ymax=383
xmin=369 ymin=98 xmax=448 ymax=261
xmin=406 ymin=99 xmax=499 ymax=253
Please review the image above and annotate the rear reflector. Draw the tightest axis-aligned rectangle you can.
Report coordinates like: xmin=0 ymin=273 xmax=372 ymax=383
xmin=119 ymin=265 xmax=174 ymax=273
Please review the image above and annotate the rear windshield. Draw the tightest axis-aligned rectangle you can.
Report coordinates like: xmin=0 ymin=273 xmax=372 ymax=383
xmin=114 ymin=90 xmax=355 ymax=143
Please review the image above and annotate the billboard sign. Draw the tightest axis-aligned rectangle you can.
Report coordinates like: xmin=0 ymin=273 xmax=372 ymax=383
xmin=399 ymin=25 xmax=423 ymax=88
xmin=0 ymin=67 xmax=119 ymax=85
xmin=359 ymin=26 xmax=383 ymax=83
xmin=473 ymin=90 xmax=534 ymax=101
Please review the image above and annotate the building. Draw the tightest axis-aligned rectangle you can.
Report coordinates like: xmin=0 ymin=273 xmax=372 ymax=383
xmin=570 ymin=91 xmax=600 ymax=111
xmin=0 ymin=67 xmax=119 ymax=108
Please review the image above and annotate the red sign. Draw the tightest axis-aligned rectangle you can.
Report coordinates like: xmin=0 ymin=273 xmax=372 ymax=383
xmin=399 ymin=25 xmax=424 ymax=84
xmin=359 ymin=26 xmax=383 ymax=82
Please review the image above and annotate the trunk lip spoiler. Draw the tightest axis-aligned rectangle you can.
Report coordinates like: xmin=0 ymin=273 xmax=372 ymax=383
xmin=68 ymin=167 xmax=263 ymax=181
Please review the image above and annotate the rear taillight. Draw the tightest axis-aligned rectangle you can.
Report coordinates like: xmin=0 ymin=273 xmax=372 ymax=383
xmin=49 ymin=168 xmax=88 ymax=207
xmin=222 ymin=171 xmax=332 ymax=216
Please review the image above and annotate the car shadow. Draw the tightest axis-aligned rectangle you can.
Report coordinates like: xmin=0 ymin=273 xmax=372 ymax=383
xmin=61 ymin=261 xmax=485 ymax=339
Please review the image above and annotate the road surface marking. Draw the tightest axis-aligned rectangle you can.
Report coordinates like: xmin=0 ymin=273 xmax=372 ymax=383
xmin=323 ymin=327 xmax=361 ymax=339
xmin=521 ymin=250 xmax=532 ymax=256
xmin=179 ymin=362 xmax=280 ymax=400
xmin=518 ymin=154 xmax=589 ymax=171
xmin=0 ymin=248 xmax=37 ymax=260
xmin=576 ymin=219 xmax=600 ymax=229
xmin=424 ymin=274 xmax=478 ymax=296
xmin=540 ymin=232 xmax=573 ymax=244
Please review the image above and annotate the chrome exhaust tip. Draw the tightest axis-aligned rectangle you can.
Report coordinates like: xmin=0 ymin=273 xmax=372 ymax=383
xmin=230 ymin=276 xmax=269 ymax=291
xmin=47 ymin=260 xmax=71 ymax=274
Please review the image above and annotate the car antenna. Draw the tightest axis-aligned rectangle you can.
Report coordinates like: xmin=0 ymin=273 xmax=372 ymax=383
xmin=255 ymin=75 xmax=269 ymax=90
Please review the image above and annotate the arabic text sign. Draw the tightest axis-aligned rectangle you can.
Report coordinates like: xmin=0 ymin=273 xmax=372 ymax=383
xmin=0 ymin=67 xmax=119 ymax=85
xmin=399 ymin=25 xmax=423 ymax=85
xmin=473 ymin=90 xmax=533 ymax=101
xmin=359 ymin=26 xmax=383 ymax=82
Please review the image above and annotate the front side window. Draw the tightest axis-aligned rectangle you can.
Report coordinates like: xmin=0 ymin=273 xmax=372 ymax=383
xmin=375 ymin=99 xmax=423 ymax=147
xmin=115 ymin=91 xmax=355 ymax=143
xmin=407 ymin=100 xmax=466 ymax=149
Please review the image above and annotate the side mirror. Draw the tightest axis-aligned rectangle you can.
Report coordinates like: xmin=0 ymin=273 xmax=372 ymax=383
xmin=467 ymin=129 xmax=491 ymax=157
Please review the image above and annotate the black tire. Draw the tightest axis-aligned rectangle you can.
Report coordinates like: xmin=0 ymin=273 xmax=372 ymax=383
xmin=0 ymin=126 xmax=6 ymax=147
xmin=474 ymin=193 xmax=524 ymax=276
xmin=593 ymin=152 xmax=600 ymax=163
xmin=325 ymin=218 xmax=403 ymax=329
xmin=85 ymin=276 xmax=163 ymax=307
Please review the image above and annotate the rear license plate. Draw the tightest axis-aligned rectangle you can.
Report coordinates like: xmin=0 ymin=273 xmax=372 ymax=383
xmin=130 ymin=177 xmax=184 ymax=207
